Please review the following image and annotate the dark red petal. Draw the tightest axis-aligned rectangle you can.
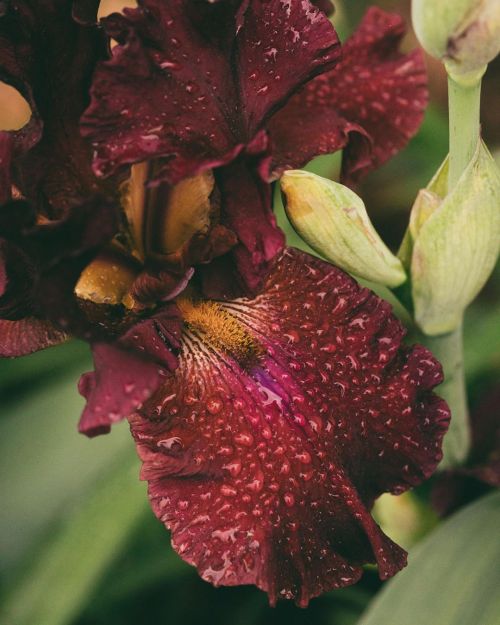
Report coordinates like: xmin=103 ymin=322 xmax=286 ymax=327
xmin=129 ymin=248 xmax=449 ymax=604
xmin=0 ymin=317 xmax=67 ymax=357
xmin=202 ymin=156 xmax=285 ymax=297
xmin=0 ymin=238 xmax=35 ymax=319
xmin=235 ymin=0 xmax=340 ymax=134
xmin=78 ymin=306 xmax=182 ymax=436
xmin=268 ymin=96 xmax=371 ymax=181
xmin=72 ymin=0 xmax=100 ymax=24
xmin=81 ymin=0 xmax=240 ymax=183
xmin=0 ymin=0 xmax=108 ymax=211
xmin=81 ymin=0 xmax=340 ymax=182
xmin=22 ymin=197 xmax=119 ymax=271
xmin=0 ymin=196 xmax=119 ymax=339
xmin=131 ymin=267 xmax=195 ymax=308
xmin=0 ymin=133 xmax=13 ymax=204
xmin=78 ymin=342 xmax=168 ymax=437
xmin=269 ymin=7 xmax=428 ymax=184
xmin=0 ymin=10 xmax=42 ymax=156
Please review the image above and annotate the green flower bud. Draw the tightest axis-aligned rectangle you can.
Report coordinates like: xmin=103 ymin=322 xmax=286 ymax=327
xmin=281 ymin=170 xmax=406 ymax=288
xmin=398 ymin=158 xmax=449 ymax=270
xmin=406 ymin=139 xmax=500 ymax=335
xmin=412 ymin=0 xmax=500 ymax=75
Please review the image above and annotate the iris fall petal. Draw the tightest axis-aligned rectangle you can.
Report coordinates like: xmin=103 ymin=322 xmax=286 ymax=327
xmin=129 ymin=248 xmax=449 ymax=605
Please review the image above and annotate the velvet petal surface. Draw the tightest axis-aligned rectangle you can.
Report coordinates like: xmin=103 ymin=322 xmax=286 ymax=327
xmin=206 ymin=154 xmax=285 ymax=296
xmin=0 ymin=0 xmax=108 ymax=212
xmin=130 ymin=248 xmax=449 ymax=605
xmin=0 ymin=195 xmax=119 ymax=346
xmin=78 ymin=306 xmax=183 ymax=436
xmin=269 ymin=7 xmax=428 ymax=184
xmin=0 ymin=133 xmax=12 ymax=204
xmin=81 ymin=0 xmax=341 ymax=183
xmin=0 ymin=317 xmax=67 ymax=357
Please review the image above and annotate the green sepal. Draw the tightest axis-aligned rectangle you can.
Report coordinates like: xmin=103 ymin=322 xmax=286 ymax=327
xmin=410 ymin=139 xmax=500 ymax=335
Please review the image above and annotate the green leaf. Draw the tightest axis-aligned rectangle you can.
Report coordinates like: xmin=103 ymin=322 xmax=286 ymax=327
xmin=464 ymin=301 xmax=500 ymax=379
xmin=358 ymin=492 xmax=500 ymax=625
xmin=0 ymin=450 xmax=148 ymax=625
xmin=0 ymin=339 xmax=90 ymax=393
xmin=0 ymin=361 xmax=132 ymax=570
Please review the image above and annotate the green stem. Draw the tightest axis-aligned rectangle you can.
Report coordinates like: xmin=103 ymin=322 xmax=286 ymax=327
xmin=425 ymin=326 xmax=470 ymax=468
xmin=431 ymin=70 xmax=483 ymax=468
xmin=447 ymin=71 xmax=483 ymax=188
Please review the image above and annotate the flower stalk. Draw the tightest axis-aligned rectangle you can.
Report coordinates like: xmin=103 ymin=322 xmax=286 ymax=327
xmin=447 ymin=70 xmax=483 ymax=189
xmin=425 ymin=326 xmax=469 ymax=468
xmin=430 ymin=70 xmax=483 ymax=468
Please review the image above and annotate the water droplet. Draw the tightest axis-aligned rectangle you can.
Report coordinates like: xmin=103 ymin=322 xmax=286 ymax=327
xmin=223 ymin=460 xmax=242 ymax=477
xmin=283 ymin=493 xmax=295 ymax=507
xmin=220 ymin=484 xmax=238 ymax=497
xmin=295 ymin=451 xmax=311 ymax=464
xmin=157 ymin=436 xmax=183 ymax=452
xmin=265 ymin=47 xmax=278 ymax=60
xmin=207 ymin=396 xmax=223 ymax=414
xmin=261 ymin=425 xmax=272 ymax=440
xmin=280 ymin=459 xmax=291 ymax=475
xmin=293 ymin=413 xmax=307 ymax=427
xmin=160 ymin=59 xmax=180 ymax=71
xmin=246 ymin=470 xmax=264 ymax=493
xmin=212 ymin=527 xmax=238 ymax=543
xmin=217 ymin=445 xmax=234 ymax=457
xmin=234 ymin=432 xmax=254 ymax=447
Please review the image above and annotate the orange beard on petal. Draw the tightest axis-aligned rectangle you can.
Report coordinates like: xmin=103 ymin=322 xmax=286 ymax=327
xmin=177 ymin=297 xmax=262 ymax=363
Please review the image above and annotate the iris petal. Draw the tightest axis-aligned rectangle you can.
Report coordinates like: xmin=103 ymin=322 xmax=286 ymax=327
xmin=0 ymin=0 xmax=109 ymax=211
xmin=81 ymin=0 xmax=340 ymax=182
xmin=78 ymin=306 xmax=183 ymax=436
xmin=269 ymin=7 xmax=429 ymax=184
xmin=129 ymin=248 xmax=449 ymax=604
xmin=0 ymin=317 xmax=67 ymax=357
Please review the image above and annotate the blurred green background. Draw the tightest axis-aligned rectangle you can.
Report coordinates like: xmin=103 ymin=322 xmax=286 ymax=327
xmin=1 ymin=2 xmax=499 ymax=625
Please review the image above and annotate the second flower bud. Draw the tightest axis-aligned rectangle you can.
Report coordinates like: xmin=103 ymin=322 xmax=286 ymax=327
xmin=281 ymin=170 xmax=406 ymax=288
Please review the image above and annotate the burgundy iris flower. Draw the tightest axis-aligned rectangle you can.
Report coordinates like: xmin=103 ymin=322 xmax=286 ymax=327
xmin=81 ymin=0 xmax=428 ymax=295
xmin=0 ymin=0 xmax=119 ymax=355
xmin=0 ymin=0 xmax=449 ymax=606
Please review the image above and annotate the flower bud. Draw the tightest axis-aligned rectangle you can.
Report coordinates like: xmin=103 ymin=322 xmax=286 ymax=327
xmin=412 ymin=0 xmax=500 ymax=75
xmin=407 ymin=140 xmax=500 ymax=335
xmin=281 ymin=170 xmax=406 ymax=288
